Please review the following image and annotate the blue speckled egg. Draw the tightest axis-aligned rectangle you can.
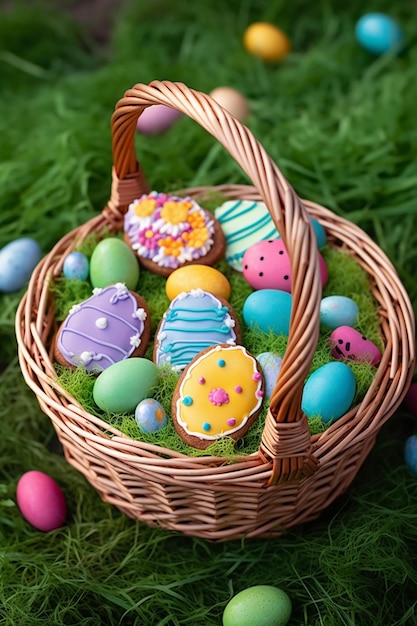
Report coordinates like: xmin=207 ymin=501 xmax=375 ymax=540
xmin=302 ymin=362 xmax=356 ymax=423
xmin=63 ymin=251 xmax=90 ymax=281
xmin=320 ymin=295 xmax=359 ymax=330
xmin=257 ymin=352 xmax=283 ymax=399
xmin=404 ymin=435 xmax=417 ymax=476
xmin=243 ymin=290 xmax=292 ymax=336
xmin=311 ymin=217 xmax=326 ymax=249
xmin=135 ymin=398 xmax=167 ymax=433
xmin=355 ymin=13 xmax=404 ymax=56
xmin=0 ymin=238 xmax=42 ymax=292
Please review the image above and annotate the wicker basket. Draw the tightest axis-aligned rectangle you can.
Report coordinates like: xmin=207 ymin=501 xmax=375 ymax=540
xmin=16 ymin=80 xmax=415 ymax=541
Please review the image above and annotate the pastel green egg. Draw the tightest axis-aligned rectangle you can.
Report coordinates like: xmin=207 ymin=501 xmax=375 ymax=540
xmin=89 ymin=237 xmax=140 ymax=290
xmin=223 ymin=585 xmax=292 ymax=626
xmin=93 ymin=358 xmax=158 ymax=413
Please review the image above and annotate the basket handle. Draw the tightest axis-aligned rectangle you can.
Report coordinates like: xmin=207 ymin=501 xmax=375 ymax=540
xmin=106 ymin=80 xmax=321 ymax=484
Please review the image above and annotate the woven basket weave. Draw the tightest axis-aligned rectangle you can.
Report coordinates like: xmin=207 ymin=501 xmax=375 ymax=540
xmin=16 ymin=80 xmax=415 ymax=541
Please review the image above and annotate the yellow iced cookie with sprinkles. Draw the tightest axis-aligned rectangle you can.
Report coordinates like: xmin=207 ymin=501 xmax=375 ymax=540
xmin=172 ymin=344 xmax=264 ymax=449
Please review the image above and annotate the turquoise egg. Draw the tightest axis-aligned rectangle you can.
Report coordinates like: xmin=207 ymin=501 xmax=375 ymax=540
xmin=89 ymin=237 xmax=140 ymax=290
xmin=311 ymin=217 xmax=326 ymax=249
xmin=257 ymin=352 xmax=283 ymax=399
xmin=320 ymin=295 xmax=359 ymax=330
xmin=63 ymin=251 xmax=90 ymax=281
xmin=302 ymin=361 xmax=356 ymax=423
xmin=222 ymin=585 xmax=292 ymax=626
xmin=0 ymin=238 xmax=42 ymax=292
xmin=135 ymin=399 xmax=167 ymax=433
xmin=243 ymin=290 xmax=292 ymax=336
xmin=404 ymin=435 xmax=417 ymax=477
xmin=355 ymin=13 xmax=404 ymax=56
xmin=93 ymin=358 xmax=158 ymax=413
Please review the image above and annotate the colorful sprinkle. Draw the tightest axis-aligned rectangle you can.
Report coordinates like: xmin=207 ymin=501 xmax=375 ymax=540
xmin=183 ymin=395 xmax=193 ymax=406
xmin=252 ymin=372 xmax=262 ymax=381
xmin=218 ymin=359 xmax=226 ymax=367
xmin=202 ymin=422 xmax=211 ymax=431
xmin=256 ymin=390 xmax=264 ymax=398
xmin=198 ymin=377 xmax=206 ymax=384
xmin=234 ymin=385 xmax=243 ymax=393
xmin=95 ymin=316 xmax=108 ymax=329
xmin=226 ymin=418 xmax=236 ymax=426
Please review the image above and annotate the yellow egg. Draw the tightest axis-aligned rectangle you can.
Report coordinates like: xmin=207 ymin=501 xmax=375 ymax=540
xmin=165 ymin=265 xmax=231 ymax=301
xmin=209 ymin=87 xmax=250 ymax=121
xmin=243 ymin=22 xmax=291 ymax=62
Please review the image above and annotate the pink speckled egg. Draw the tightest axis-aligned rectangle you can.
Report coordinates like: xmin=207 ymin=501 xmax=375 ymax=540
xmin=329 ymin=325 xmax=382 ymax=365
xmin=242 ymin=238 xmax=328 ymax=292
xmin=136 ymin=105 xmax=182 ymax=135
xmin=16 ymin=470 xmax=67 ymax=532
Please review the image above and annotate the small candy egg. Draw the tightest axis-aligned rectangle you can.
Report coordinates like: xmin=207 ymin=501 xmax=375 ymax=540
xmin=135 ymin=398 xmax=167 ymax=433
xmin=242 ymin=239 xmax=328 ymax=292
xmin=223 ymin=585 xmax=292 ymax=626
xmin=136 ymin=105 xmax=183 ymax=135
xmin=320 ymin=295 xmax=359 ymax=330
xmin=355 ymin=13 xmax=404 ymax=56
xmin=311 ymin=217 xmax=327 ymax=249
xmin=403 ymin=382 xmax=417 ymax=416
xmin=243 ymin=289 xmax=292 ymax=336
xmin=256 ymin=352 xmax=282 ymax=399
xmin=329 ymin=326 xmax=381 ymax=365
xmin=404 ymin=435 xmax=417 ymax=476
xmin=89 ymin=237 xmax=140 ymax=290
xmin=93 ymin=357 xmax=159 ymax=413
xmin=243 ymin=22 xmax=291 ymax=62
xmin=63 ymin=251 xmax=90 ymax=281
xmin=0 ymin=238 xmax=42 ymax=292
xmin=302 ymin=361 xmax=357 ymax=423
xmin=209 ymin=86 xmax=250 ymax=121
xmin=16 ymin=470 xmax=67 ymax=532
xmin=165 ymin=264 xmax=231 ymax=301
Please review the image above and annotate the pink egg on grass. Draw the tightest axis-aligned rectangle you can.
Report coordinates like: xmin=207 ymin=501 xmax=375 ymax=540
xmin=242 ymin=238 xmax=328 ymax=292
xmin=16 ymin=470 xmax=67 ymax=532
xmin=136 ymin=105 xmax=183 ymax=135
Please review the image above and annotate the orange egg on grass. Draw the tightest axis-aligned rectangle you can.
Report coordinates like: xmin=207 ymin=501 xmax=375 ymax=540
xmin=243 ymin=22 xmax=291 ymax=62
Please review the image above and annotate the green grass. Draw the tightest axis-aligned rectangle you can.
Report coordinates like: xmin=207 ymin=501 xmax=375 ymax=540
xmin=1 ymin=0 xmax=417 ymax=624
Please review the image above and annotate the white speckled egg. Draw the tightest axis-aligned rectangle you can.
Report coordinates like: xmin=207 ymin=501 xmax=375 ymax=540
xmin=320 ymin=295 xmax=359 ymax=330
xmin=302 ymin=362 xmax=356 ymax=423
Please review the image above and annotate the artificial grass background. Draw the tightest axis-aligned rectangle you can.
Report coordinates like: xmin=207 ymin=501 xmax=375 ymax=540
xmin=1 ymin=0 xmax=417 ymax=624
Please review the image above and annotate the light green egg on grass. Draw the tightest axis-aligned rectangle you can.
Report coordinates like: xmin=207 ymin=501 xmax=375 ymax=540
xmin=93 ymin=358 xmax=158 ymax=413
xmin=223 ymin=585 xmax=292 ymax=626
xmin=89 ymin=237 xmax=140 ymax=290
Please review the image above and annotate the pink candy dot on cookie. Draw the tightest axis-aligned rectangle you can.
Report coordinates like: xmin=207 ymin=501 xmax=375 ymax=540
xmin=242 ymin=238 xmax=328 ymax=292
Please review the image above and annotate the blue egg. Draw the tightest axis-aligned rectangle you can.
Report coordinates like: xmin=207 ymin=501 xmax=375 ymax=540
xmin=243 ymin=289 xmax=292 ymax=336
xmin=257 ymin=352 xmax=283 ymax=399
xmin=135 ymin=399 xmax=167 ymax=433
xmin=320 ymin=295 xmax=359 ymax=330
xmin=355 ymin=13 xmax=404 ymax=56
xmin=302 ymin=362 xmax=356 ymax=423
xmin=404 ymin=435 xmax=417 ymax=476
xmin=311 ymin=217 xmax=327 ymax=249
xmin=0 ymin=238 xmax=42 ymax=292
xmin=63 ymin=251 xmax=90 ymax=281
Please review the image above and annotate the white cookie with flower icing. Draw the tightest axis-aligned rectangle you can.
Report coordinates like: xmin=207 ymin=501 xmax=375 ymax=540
xmin=123 ymin=191 xmax=226 ymax=276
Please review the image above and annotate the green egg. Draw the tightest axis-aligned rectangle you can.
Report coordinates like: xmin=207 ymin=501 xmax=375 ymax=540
xmin=89 ymin=237 xmax=140 ymax=290
xmin=222 ymin=585 xmax=292 ymax=626
xmin=93 ymin=358 xmax=158 ymax=413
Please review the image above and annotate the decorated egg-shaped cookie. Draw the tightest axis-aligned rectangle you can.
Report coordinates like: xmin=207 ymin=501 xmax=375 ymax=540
xmin=329 ymin=325 xmax=382 ymax=365
xmin=123 ymin=191 xmax=225 ymax=276
xmin=154 ymin=289 xmax=240 ymax=371
xmin=242 ymin=238 xmax=328 ymax=292
xmin=55 ymin=282 xmax=151 ymax=373
xmin=172 ymin=344 xmax=264 ymax=449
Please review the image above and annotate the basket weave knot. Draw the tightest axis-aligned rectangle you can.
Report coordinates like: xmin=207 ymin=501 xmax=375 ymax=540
xmin=104 ymin=166 xmax=150 ymax=224
xmin=260 ymin=409 xmax=319 ymax=485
